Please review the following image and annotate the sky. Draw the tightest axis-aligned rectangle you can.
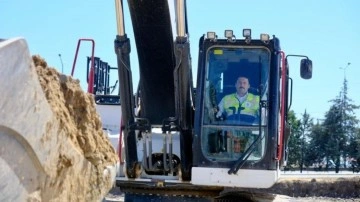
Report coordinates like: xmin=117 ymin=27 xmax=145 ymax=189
xmin=1 ymin=0 xmax=359 ymax=122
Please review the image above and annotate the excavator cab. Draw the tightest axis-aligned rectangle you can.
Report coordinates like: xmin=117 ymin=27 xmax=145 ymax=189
xmin=200 ymin=46 xmax=269 ymax=161
xmin=192 ymin=30 xmax=296 ymax=188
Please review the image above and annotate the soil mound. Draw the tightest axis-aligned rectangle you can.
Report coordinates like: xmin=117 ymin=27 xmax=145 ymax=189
xmin=30 ymin=55 xmax=118 ymax=201
xmin=272 ymin=177 xmax=360 ymax=198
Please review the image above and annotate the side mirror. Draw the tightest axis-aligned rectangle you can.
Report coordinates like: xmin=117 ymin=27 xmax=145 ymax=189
xmin=300 ymin=59 xmax=312 ymax=79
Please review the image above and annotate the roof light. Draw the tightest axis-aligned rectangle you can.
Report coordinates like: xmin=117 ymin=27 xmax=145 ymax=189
xmin=224 ymin=30 xmax=233 ymax=38
xmin=260 ymin=33 xmax=270 ymax=43
xmin=224 ymin=30 xmax=236 ymax=42
xmin=207 ymin=32 xmax=217 ymax=40
xmin=243 ymin=29 xmax=251 ymax=44
xmin=243 ymin=29 xmax=251 ymax=38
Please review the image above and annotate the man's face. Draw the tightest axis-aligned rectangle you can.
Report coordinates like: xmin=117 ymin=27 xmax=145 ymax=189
xmin=235 ymin=77 xmax=250 ymax=96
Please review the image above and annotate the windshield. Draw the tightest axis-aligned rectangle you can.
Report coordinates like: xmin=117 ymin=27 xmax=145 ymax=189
xmin=201 ymin=46 xmax=270 ymax=162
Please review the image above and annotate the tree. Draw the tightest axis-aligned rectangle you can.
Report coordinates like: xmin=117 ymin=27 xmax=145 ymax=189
xmin=340 ymin=79 xmax=359 ymax=165
xmin=306 ymin=122 xmax=327 ymax=168
xmin=286 ymin=77 xmax=359 ymax=173
xmin=321 ymin=78 xmax=359 ymax=172
xmin=323 ymin=103 xmax=343 ymax=171
xmin=287 ymin=110 xmax=301 ymax=168
xmin=299 ymin=110 xmax=313 ymax=172
xmin=348 ymin=128 xmax=360 ymax=166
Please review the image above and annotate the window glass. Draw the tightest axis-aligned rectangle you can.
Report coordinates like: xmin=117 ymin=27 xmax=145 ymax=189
xmin=202 ymin=46 xmax=270 ymax=162
xmin=203 ymin=126 xmax=266 ymax=162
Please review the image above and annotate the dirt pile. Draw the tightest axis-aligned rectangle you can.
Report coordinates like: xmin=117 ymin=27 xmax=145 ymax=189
xmin=29 ymin=55 xmax=118 ymax=201
xmin=237 ymin=177 xmax=360 ymax=199
xmin=272 ymin=177 xmax=360 ymax=198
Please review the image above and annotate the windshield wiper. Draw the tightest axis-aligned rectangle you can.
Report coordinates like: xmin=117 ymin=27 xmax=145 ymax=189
xmin=228 ymin=131 xmax=265 ymax=174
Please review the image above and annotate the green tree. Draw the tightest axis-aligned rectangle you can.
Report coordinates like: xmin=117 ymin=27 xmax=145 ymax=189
xmin=306 ymin=122 xmax=327 ymax=169
xmin=348 ymin=128 xmax=360 ymax=166
xmin=340 ymin=80 xmax=359 ymax=165
xmin=287 ymin=110 xmax=301 ymax=168
xmin=299 ymin=110 xmax=313 ymax=172
xmin=322 ymin=78 xmax=359 ymax=172
xmin=322 ymin=103 xmax=343 ymax=171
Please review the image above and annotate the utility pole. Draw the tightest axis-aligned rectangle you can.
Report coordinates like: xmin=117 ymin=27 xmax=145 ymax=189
xmin=300 ymin=128 xmax=304 ymax=173
xmin=339 ymin=62 xmax=351 ymax=80
xmin=58 ymin=54 xmax=64 ymax=73
xmin=336 ymin=62 xmax=351 ymax=173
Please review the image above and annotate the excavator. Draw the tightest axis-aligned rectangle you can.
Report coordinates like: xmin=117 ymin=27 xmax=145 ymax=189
xmin=0 ymin=0 xmax=312 ymax=201
xmin=108 ymin=0 xmax=312 ymax=201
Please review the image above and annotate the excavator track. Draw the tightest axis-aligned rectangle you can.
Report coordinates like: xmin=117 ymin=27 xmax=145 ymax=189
xmin=116 ymin=177 xmax=284 ymax=202
xmin=119 ymin=182 xmax=223 ymax=201
xmin=118 ymin=182 xmax=279 ymax=202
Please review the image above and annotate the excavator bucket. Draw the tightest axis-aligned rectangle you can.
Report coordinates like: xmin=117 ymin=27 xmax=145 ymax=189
xmin=0 ymin=38 xmax=117 ymax=201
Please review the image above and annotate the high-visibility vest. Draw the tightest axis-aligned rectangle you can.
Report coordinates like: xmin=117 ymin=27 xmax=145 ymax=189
xmin=221 ymin=93 xmax=259 ymax=117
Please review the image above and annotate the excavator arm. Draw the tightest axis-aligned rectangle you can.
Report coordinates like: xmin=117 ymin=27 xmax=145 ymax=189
xmin=115 ymin=0 xmax=194 ymax=179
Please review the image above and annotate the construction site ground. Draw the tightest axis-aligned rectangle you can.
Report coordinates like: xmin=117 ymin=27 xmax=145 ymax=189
xmin=263 ymin=175 xmax=360 ymax=201
xmin=105 ymin=175 xmax=360 ymax=202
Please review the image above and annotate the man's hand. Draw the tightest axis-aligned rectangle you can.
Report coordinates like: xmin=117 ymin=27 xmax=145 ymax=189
xmin=215 ymin=111 xmax=224 ymax=121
